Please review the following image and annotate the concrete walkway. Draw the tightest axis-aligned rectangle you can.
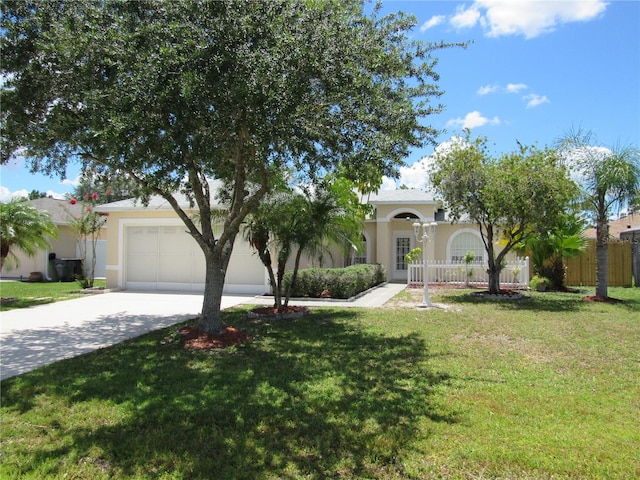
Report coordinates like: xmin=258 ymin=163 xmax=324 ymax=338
xmin=0 ymin=283 xmax=406 ymax=381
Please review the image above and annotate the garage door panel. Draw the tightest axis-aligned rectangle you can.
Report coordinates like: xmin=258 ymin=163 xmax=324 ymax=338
xmin=159 ymin=226 xmax=193 ymax=254
xmin=127 ymin=255 xmax=158 ymax=282
xmin=127 ymin=227 xmax=158 ymax=254
xmin=125 ymin=224 xmax=265 ymax=293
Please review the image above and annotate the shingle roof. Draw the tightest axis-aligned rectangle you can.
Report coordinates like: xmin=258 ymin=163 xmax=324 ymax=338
xmin=368 ymin=189 xmax=438 ymax=204
xmin=27 ymin=198 xmax=83 ymax=225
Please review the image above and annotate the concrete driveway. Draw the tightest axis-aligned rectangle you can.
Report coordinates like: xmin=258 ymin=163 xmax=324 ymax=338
xmin=0 ymin=291 xmax=252 ymax=381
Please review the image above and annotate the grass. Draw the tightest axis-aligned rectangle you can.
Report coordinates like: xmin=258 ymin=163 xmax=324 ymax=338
xmin=0 ymin=280 xmax=107 ymax=311
xmin=1 ymin=287 xmax=639 ymax=479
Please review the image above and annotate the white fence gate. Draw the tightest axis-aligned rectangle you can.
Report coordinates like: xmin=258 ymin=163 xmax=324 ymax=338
xmin=408 ymin=257 xmax=530 ymax=289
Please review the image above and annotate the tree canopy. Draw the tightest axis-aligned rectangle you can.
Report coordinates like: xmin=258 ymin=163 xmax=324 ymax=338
xmin=1 ymin=0 xmax=461 ymax=332
xmin=430 ymin=133 xmax=578 ymax=293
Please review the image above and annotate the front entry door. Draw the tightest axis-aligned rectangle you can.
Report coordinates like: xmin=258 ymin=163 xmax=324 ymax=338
xmin=393 ymin=232 xmax=414 ymax=280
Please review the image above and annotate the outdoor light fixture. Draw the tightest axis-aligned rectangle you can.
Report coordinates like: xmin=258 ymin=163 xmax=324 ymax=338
xmin=413 ymin=221 xmax=437 ymax=308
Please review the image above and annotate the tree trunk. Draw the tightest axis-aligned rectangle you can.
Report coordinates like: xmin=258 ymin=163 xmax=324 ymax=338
xmin=487 ymin=262 xmax=501 ymax=293
xmin=595 ymin=219 xmax=609 ymax=298
xmin=197 ymin=237 xmax=235 ymax=334
xmin=284 ymin=247 xmax=304 ymax=307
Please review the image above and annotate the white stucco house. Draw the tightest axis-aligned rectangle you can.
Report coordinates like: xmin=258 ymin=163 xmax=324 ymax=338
xmin=95 ymin=187 xmax=514 ymax=294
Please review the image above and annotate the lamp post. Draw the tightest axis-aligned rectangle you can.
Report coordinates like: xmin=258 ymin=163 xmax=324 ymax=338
xmin=413 ymin=221 xmax=437 ymax=308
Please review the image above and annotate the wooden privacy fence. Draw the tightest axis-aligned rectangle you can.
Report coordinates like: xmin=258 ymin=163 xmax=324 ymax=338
xmin=564 ymin=239 xmax=632 ymax=287
xmin=408 ymin=257 xmax=530 ymax=289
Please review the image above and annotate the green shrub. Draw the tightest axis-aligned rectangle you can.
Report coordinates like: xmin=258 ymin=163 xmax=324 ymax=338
xmin=283 ymin=264 xmax=386 ymax=299
xmin=529 ymin=275 xmax=550 ymax=292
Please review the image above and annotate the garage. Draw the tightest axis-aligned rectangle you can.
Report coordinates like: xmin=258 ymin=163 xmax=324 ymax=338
xmin=124 ymin=224 xmax=267 ymax=294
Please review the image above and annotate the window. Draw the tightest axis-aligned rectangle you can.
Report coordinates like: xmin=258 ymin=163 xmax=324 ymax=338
xmin=396 ymin=237 xmax=411 ymax=271
xmin=350 ymin=235 xmax=367 ymax=265
xmin=450 ymin=231 xmax=484 ymax=263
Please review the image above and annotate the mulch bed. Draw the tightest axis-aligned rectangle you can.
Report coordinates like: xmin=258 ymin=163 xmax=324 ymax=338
xmin=583 ymin=295 xmax=622 ymax=303
xmin=470 ymin=289 xmax=525 ymax=300
xmin=178 ymin=325 xmax=251 ymax=350
xmin=249 ymin=305 xmax=309 ymax=316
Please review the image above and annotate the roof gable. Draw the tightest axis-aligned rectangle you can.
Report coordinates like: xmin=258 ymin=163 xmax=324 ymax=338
xmin=368 ymin=189 xmax=437 ymax=205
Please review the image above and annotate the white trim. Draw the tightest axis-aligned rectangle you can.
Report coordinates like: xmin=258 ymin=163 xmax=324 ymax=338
xmin=383 ymin=207 xmax=434 ymax=223
xmin=392 ymin=230 xmax=416 ymax=280
xmin=446 ymin=227 xmax=485 ymax=263
xmin=362 ymin=230 xmax=371 ymax=264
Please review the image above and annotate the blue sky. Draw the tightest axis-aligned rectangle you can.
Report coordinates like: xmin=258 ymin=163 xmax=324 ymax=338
xmin=1 ymin=0 xmax=638 ymax=199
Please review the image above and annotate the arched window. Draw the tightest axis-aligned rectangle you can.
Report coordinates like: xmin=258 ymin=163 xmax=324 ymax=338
xmin=449 ymin=230 xmax=484 ymax=263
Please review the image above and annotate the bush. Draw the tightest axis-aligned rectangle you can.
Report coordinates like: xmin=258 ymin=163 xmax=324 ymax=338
xmin=283 ymin=264 xmax=386 ymax=299
xmin=529 ymin=275 xmax=550 ymax=292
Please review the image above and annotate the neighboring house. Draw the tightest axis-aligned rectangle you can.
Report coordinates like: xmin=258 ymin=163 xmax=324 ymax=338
xmin=582 ymin=213 xmax=640 ymax=240
xmin=97 ymin=188 xmax=518 ymax=294
xmin=0 ymin=198 xmax=107 ymax=280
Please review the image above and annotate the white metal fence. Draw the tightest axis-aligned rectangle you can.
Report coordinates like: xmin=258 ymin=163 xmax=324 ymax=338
xmin=407 ymin=257 xmax=530 ymax=289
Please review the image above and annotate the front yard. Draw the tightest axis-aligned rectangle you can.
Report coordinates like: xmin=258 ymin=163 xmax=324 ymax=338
xmin=1 ymin=287 xmax=638 ymax=479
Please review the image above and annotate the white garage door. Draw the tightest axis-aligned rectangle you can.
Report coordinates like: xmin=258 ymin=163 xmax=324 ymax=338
xmin=125 ymin=225 xmax=266 ymax=294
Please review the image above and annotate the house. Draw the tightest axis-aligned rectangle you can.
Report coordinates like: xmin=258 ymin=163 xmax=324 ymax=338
xmin=582 ymin=213 xmax=640 ymax=239
xmin=96 ymin=188 xmax=516 ymax=293
xmin=1 ymin=198 xmax=107 ymax=281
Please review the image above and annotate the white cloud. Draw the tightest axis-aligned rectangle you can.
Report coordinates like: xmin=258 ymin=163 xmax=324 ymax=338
xmin=449 ymin=0 xmax=607 ymax=39
xmin=379 ymin=176 xmax=399 ymax=191
xmin=477 ymin=84 xmax=500 ymax=95
xmin=0 ymin=186 xmax=29 ymax=202
xmin=478 ymin=83 xmax=528 ymax=95
xmin=61 ymin=175 xmax=81 ymax=187
xmin=451 ymin=5 xmax=482 ymax=29
xmin=46 ymin=190 xmax=67 ymax=200
xmin=380 ymin=138 xmax=470 ymax=190
xmin=523 ymin=93 xmax=550 ymax=108
xmin=447 ymin=111 xmax=501 ymax=130
xmin=420 ymin=15 xmax=446 ymax=32
xmin=506 ymin=83 xmax=528 ymax=93
xmin=561 ymin=145 xmax=612 ymax=185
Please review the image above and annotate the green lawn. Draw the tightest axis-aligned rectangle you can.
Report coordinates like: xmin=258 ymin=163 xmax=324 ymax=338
xmin=0 ymin=280 xmax=106 ymax=311
xmin=1 ymin=287 xmax=638 ymax=479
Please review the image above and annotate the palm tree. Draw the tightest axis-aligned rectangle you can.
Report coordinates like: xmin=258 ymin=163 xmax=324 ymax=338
xmin=244 ymin=177 xmax=365 ymax=310
xmin=559 ymin=130 xmax=640 ymax=298
xmin=283 ymin=179 xmax=365 ymax=306
xmin=0 ymin=199 xmax=58 ymax=272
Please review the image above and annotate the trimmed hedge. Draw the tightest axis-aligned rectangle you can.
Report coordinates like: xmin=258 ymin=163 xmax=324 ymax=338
xmin=283 ymin=264 xmax=386 ymax=299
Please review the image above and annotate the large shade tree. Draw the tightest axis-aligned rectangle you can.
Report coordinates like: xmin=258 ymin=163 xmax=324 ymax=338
xmin=430 ymin=133 xmax=578 ymax=293
xmin=558 ymin=130 xmax=640 ymax=298
xmin=1 ymin=0 xmax=460 ymax=333
xmin=0 ymin=198 xmax=58 ymax=272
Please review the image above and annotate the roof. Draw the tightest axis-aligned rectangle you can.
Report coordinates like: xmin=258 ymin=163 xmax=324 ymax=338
xmin=368 ymin=189 xmax=438 ymax=205
xmin=28 ymin=198 xmax=83 ymax=225
xmin=96 ymin=180 xmax=226 ymax=212
xmin=582 ymin=213 xmax=640 ymax=239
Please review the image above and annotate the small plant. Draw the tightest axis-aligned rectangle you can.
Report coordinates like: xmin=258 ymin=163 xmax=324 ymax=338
xmin=68 ymin=193 xmax=108 ymax=288
xmin=511 ymin=265 xmax=522 ymax=286
xmin=463 ymin=250 xmax=476 ymax=286
xmin=404 ymin=247 xmax=422 ymax=264
xmin=529 ymin=275 xmax=550 ymax=292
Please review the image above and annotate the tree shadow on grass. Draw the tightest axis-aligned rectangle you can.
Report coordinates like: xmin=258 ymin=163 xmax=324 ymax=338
xmin=1 ymin=308 xmax=456 ymax=479
xmin=442 ymin=290 xmax=591 ymax=313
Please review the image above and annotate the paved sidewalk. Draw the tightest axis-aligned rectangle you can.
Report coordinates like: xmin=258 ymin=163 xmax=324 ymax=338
xmin=0 ymin=283 xmax=406 ymax=381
